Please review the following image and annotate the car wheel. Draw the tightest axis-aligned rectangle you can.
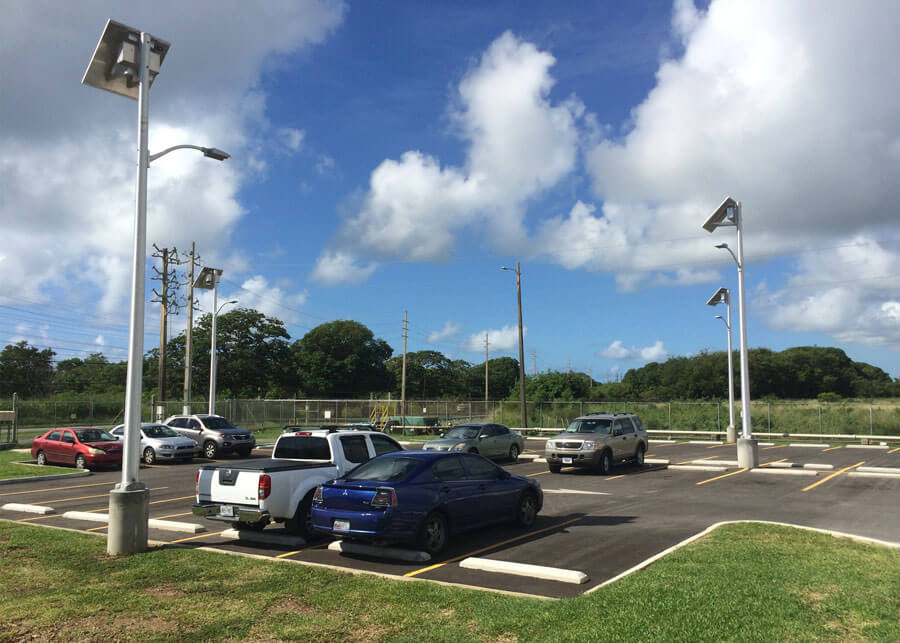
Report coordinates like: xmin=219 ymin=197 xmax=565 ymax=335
xmin=285 ymin=492 xmax=314 ymax=539
xmin=468 ymin=448 xmax=479 ymax=454
xmin=548 ymin=464 xmax=561 ymax=474
xmin=36 ymin=451 xmax=47 ymax=466
xmin=515 ymin=491 xmax=539 ymax=528
xmin=595 ymin=450 xmax=611 ymax=475
xmin=508 ymin=444 xmax=520 ymax=463
xmin=634 ymin=443 xmax=646 ymax=466
xmin=417 ymin=512 xmax=448 ymax=555
xmin=142 ymin=447 xmax=156 ymax=465
xmin=203 ymin=441 xmax=219 ymax=459
xmin=75 ymin=454 xmax=88 ymax=470
xmin=237 ymin=519 xmax=269 ymax=531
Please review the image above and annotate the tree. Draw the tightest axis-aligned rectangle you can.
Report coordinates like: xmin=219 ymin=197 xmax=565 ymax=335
xmin=55 ymin=354 xmax=127 ymax=394
xmin=0 ymin=341 xmax=55 ymax=397
xmin=292 ymin=321 xmax=393 ymax=397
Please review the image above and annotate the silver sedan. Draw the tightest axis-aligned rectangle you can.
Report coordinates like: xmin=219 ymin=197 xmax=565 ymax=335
xmin=423 ymin=423 xmax=525 ymax=462
xmin=111 ymin=422 xmax=202 ymax=464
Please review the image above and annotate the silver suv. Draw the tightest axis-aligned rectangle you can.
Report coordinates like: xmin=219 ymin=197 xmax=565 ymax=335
xmin=164 ymin=414 xmax=256 ymax=459
xmin=544 ymin=413 xmax=648 ymax=474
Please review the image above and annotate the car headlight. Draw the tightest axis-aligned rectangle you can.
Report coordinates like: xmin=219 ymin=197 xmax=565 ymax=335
xmin=160 ymin=444 xmax=173 ymax=449
xmin=87 ymin=447 xmax=106 ymax=455
xmin=582 ymin=441 xmax=595 ymax=450
xmin=546 ymin=440 xmax=555 ymax=449
xmin=452 ymin=442 xmax=467 ymax=451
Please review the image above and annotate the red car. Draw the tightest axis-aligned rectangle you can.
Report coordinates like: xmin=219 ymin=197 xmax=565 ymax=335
xmin=31 ymin=427 xmax=123 ymax=470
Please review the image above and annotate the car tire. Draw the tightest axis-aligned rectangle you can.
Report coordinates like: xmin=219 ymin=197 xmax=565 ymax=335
xmin=548 ymin=464 xmax=561 ymax=474
xmin=203 ymin=441 xmax=219 ymax=459
xmin=285 ymin=492 xmax=315 ymax=539
xmin=595 ymin=450 xmax=611 ymax=475
xmin=515 ymin=491 xmax=539 ymax=528
xmin=508 ymin=444 xmax=520 ymax=463
xmin=634 ymin=443 xmax=645 ymax=466
xmin=417 ymin=511 xmax=448 ymax=555
xmin=143 ymin=447 xmax=156 ymax=465
xmin=75 ymin=454 xmax=88 ymax=470
xmin=468 ymin=448 xmax=479 ymax=454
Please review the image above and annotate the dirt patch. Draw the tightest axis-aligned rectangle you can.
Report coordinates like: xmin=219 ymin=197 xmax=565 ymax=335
xmin=139 ymin=583 xmax=188 ymax=599
xmin=266 ymin=598 xmax=316 ymax=615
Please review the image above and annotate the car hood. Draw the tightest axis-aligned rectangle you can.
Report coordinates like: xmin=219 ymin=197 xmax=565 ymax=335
xmin=217 ymin=428 xmax=252 ymax=437
xmin=84 ymin=440 xmax=123 ymax=451
xmin=547 ymin=432 xmax=608 ymax=440
xmin=146 ymin=436 xmax=199 ymax=448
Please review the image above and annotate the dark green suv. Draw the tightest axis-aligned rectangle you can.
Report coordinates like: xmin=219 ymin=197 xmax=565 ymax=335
xmin=544 ymin=413 xmax=648 ymax=474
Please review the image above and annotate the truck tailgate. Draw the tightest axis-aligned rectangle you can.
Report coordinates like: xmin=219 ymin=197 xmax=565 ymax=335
xmin=197 ymin=459 xmax=334 ymax=505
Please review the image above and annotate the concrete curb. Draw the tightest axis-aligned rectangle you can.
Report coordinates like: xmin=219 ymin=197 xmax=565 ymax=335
xmin=693 ymin=459 xmax=737 ymax=466
xmin=221 ymin=528 xmax=305 ymax=546
xmin=848 ymin=471 xmax=900 ymax=479
xmin=327 ymin=539 xmax=431 ymax=562
xmin=765 ymin=462 xmax=833 ymax=470
xmin=149 ymin=519 xmax=205 ymax=533
xmin=750 ymin=468 xmax=818 ymax=476
xmin=857 ymin=466 xmax=900 ymax=474
xmin=649 ymin=439 xmax=676 ymax=444
xmin=517 ymin=454 xmax=540 ymax=462
xmin=459 ymin=557 xmax=588 ymax=584
xmin=789 ymin=443 xmax=831 ymax=448
xmin=644 ymin=458 xmax=670 ymax=465
xmin=62 ymin=511 xmax=108 ymax=523
xmin=668 ymin=464 xmax=727 ymax=471
xmin=0 ymin=470 xmax=92 ymax=486
xmin=687 ymin=440 xmax=721 ymax=445
xmin=845 ymin=444 xmax=889 ymax=450
xmin=1 ymin=503 xmax=54 ymax=514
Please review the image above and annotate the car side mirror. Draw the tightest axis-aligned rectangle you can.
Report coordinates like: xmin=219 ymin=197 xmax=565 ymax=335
xmin=478 ymin=434 xmax=486 ymax=440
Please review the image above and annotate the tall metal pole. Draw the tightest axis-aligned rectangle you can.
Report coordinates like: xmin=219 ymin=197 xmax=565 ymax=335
xmin=209 ymin=276 xmax=219 ymax=415
xmin=724 ymin=295 xmax=736 ymax=441
xmin=484 ymin=332 xmax=489 ymax=403
xmin=108 ymin=31 xmax=151 ymax=555
xmin=155 ymin=247 xmax=169 ymax=421
xmin=182 ymin=242 xmax=195 ymax=414
xmin=734 ymin=203 xmax=752 ymax=440
xmin=515 ymin=262 xmax=527 ymax=428
xmin=400 ymin=311 xmax=407 ymax=426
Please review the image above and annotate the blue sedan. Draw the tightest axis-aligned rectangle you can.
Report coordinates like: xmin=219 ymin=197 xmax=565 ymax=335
xmin=311 ymin=450 xmax=542 ymax=554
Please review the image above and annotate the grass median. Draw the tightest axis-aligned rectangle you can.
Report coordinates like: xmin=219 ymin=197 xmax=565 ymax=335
xmin=0 ymin=449 xmax=76 ymax=481
xmin=0 ymin=521 xmax=897 ymax=641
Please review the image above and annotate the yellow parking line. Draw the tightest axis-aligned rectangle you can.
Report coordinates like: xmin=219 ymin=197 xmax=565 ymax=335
xmin=153 ymin=511 xmax=192 ymax=520
xmin=604 ymin=475 xmax=625 ymax=481
xmin=404 ymin=517 xmax=581 ymax=578
xmin=150 ymin=495 xmax=194 ymax=505
xmin=802 ymin=461 xmax=864 ymax=492
xmin=697 ymin=468 xmax=748 ymax=486
xmin=528 ymin=470 xmax=555 ymax=477
xmin=86 ymin=524 xmax=109 ymax=532
xmin=761 ymin=458 xmax=787 ymax=466
xmin=276 ymin=549 xmax=306 ymax=559
xmin=678 ymin=455 xmax=717 ymax=465
xmin=763 ymin=444 xmax=787 ymax=450
xmin=0 ymin=480 xmax=114 ymax=497
xmin=170 ymin=530 xmax=226 ymax=544
xmin=888 ymin=446 xmax=900 ymax=454
xmin=822 ymin=446 xmax=842 ymax=452
xmin=707 ymin=443 xmax=729 ymax=449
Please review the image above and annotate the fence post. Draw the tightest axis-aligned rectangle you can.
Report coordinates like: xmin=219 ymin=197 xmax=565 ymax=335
xmin=870 ymin=404 xmax=873 ymax=435
xmin=767 ymin=402 xmax=771 ymax=432
xmin=668 ymin=402 xmax=672 ymax=431
xmin=539 ymin=401 xmax=543 ymax=428
xmin=818 ymin=401 xmax=822 ymax=436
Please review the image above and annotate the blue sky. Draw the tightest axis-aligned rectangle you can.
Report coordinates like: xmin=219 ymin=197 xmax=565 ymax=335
xmin=2 ymin=0 xmax=899 ymax=385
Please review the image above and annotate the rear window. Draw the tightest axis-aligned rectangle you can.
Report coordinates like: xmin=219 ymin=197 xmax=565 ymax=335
xmin=345 ymin=456 xmax=422 ymax=482
xmin=274 ymin=436 xmax=332 ymax=460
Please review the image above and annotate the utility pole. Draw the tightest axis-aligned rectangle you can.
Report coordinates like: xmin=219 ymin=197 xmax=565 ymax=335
xmin=400 ymin=311 xmax=407 ymax=427
xmin=151 ymin=245 xmax=179 ymax=422
xmin=531 ymin=349 xmax=537 ymax=376
xmin=181 ymin=242 xmax=200 ymax=414
xmin=484 ymin=332 xmax=489 ymax=403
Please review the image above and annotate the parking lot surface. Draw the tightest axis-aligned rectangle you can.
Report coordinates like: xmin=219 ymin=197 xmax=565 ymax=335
xmin=2 ymin=438 xmax=898 ymax=599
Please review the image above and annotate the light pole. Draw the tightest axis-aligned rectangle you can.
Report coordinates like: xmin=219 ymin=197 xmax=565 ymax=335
xmin=501 ymin=263 xmax=527 ymax=429
xmin=707 ymin=287 xmax=736 ymax=443
xmin=702 ymin=197 xmax=758 ymax=467
xmin=210 ymin=297 xmax=238 ymax=415
xmin=83 ymin=19 xmax=229 ymax=554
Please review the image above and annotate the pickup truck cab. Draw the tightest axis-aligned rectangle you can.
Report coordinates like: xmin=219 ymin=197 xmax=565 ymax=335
xmin=192 ymin=428 xmax=403 ymax=537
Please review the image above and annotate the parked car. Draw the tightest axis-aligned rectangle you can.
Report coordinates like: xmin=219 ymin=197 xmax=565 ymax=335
xmin=544 ymin=413 xmax=648 ymax=474
xmin=163 ymin=414 xmax=256 ymax=459
xmin=110 ymin=422 xmax=201 ymax=464
xmin=193 ymin=428 xmax=404 ymax=534
xmin=31 ymin=427 xmax=123 ymax=470
xmin=422 ymin=423 xmax=525 ymax=462
xmin=311 ymin=450 xmax=543 ymax=554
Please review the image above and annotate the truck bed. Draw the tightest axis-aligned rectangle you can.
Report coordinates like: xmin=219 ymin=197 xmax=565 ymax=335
xmin=197 ymin=458 xmax=334 ymax=474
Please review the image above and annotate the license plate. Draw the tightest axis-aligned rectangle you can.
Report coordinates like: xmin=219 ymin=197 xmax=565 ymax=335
xmin=562 ymin=457 xmax=573 ymax=464
xmin=219 ymin=505 xmax=234 ymax=517
xmin=333 ymin=518 xmax=350 ymax=532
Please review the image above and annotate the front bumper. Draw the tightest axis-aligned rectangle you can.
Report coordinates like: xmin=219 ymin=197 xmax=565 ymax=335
xmin=157 ymin=447 xmax=201 ymax=460
xmin=544 ymin=450 xmax=600 ymax=468
xmin=83 ymin=452 xmax=123 ymax=468
xmin=192 ymin=503 xmax=270 ymax=524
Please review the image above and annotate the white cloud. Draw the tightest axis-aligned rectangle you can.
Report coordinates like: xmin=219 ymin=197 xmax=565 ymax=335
xmin=311 ymin=250 xmax=378 ymax=286
xmin=0 ymin=1 xmax=344 ymax=313
xmin=600 ymin=340 xmax=668 ymax=362
xmin=463 ymin=325 xmax=523 ymax=353
xmin=194 ymin=275 xmax=308 ymax=325
xmin=427 ymin=321 xmax=461 ymax=343
xmin=315 ymin=31 xmax=583 ymax=281
xmin=277 ymin=127 xmax=306 ymax=153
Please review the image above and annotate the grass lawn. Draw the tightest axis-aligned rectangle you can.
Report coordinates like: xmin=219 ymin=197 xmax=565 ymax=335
xmin=0 ymin=449 xmax=78 ymax=481
xmin=0 ymin=521 xmax=896 ymax=642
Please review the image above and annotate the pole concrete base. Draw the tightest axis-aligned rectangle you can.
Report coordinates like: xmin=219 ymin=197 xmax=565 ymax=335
xmin=107 ymin=485 xmax=149 ymax=555
xmin=726 ymin=424 xmax=737 ymax=443
xmin=736 ymin=437 xmax=759 ymax=469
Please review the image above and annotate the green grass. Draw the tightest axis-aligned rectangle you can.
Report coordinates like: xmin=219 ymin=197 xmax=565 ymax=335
xmin=0 ymin=521 xmax=896 ymax=641
xmin=0 ymin=449 xmax=78 ymax=481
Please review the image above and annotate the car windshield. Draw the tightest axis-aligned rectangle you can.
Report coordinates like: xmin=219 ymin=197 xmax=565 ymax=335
xmin=344 ymin=456 xmax=423 ymax=482
xmin=565 ymin=419 xmax=612 ymax=434
xmin=75 ymin=429 xmax=115 ymax=442
xmin=444 ymin=426 xmax=480 ymax=439
xmin=144 ymin=425 xmax=179 ymax=438
xmin=203 ymin=416 xmax=237 ymax=430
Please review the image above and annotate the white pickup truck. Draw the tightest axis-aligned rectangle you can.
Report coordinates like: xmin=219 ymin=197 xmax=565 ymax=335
xmin=192 ymin=428 xmax=404 ymax=537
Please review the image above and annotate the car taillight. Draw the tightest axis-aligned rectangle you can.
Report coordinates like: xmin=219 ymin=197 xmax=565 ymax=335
xmin=195 ymin=470 xmax=200 ymax=495
xmin=312 ymin=485 xmax=323 ymax=504
xmin=258 ymin=474 xmax=271 ymax=500
xmin=370 ymin=487 xmax=396 ymax=508
xmin=294 ymin=431 xmax=311 ymax=436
